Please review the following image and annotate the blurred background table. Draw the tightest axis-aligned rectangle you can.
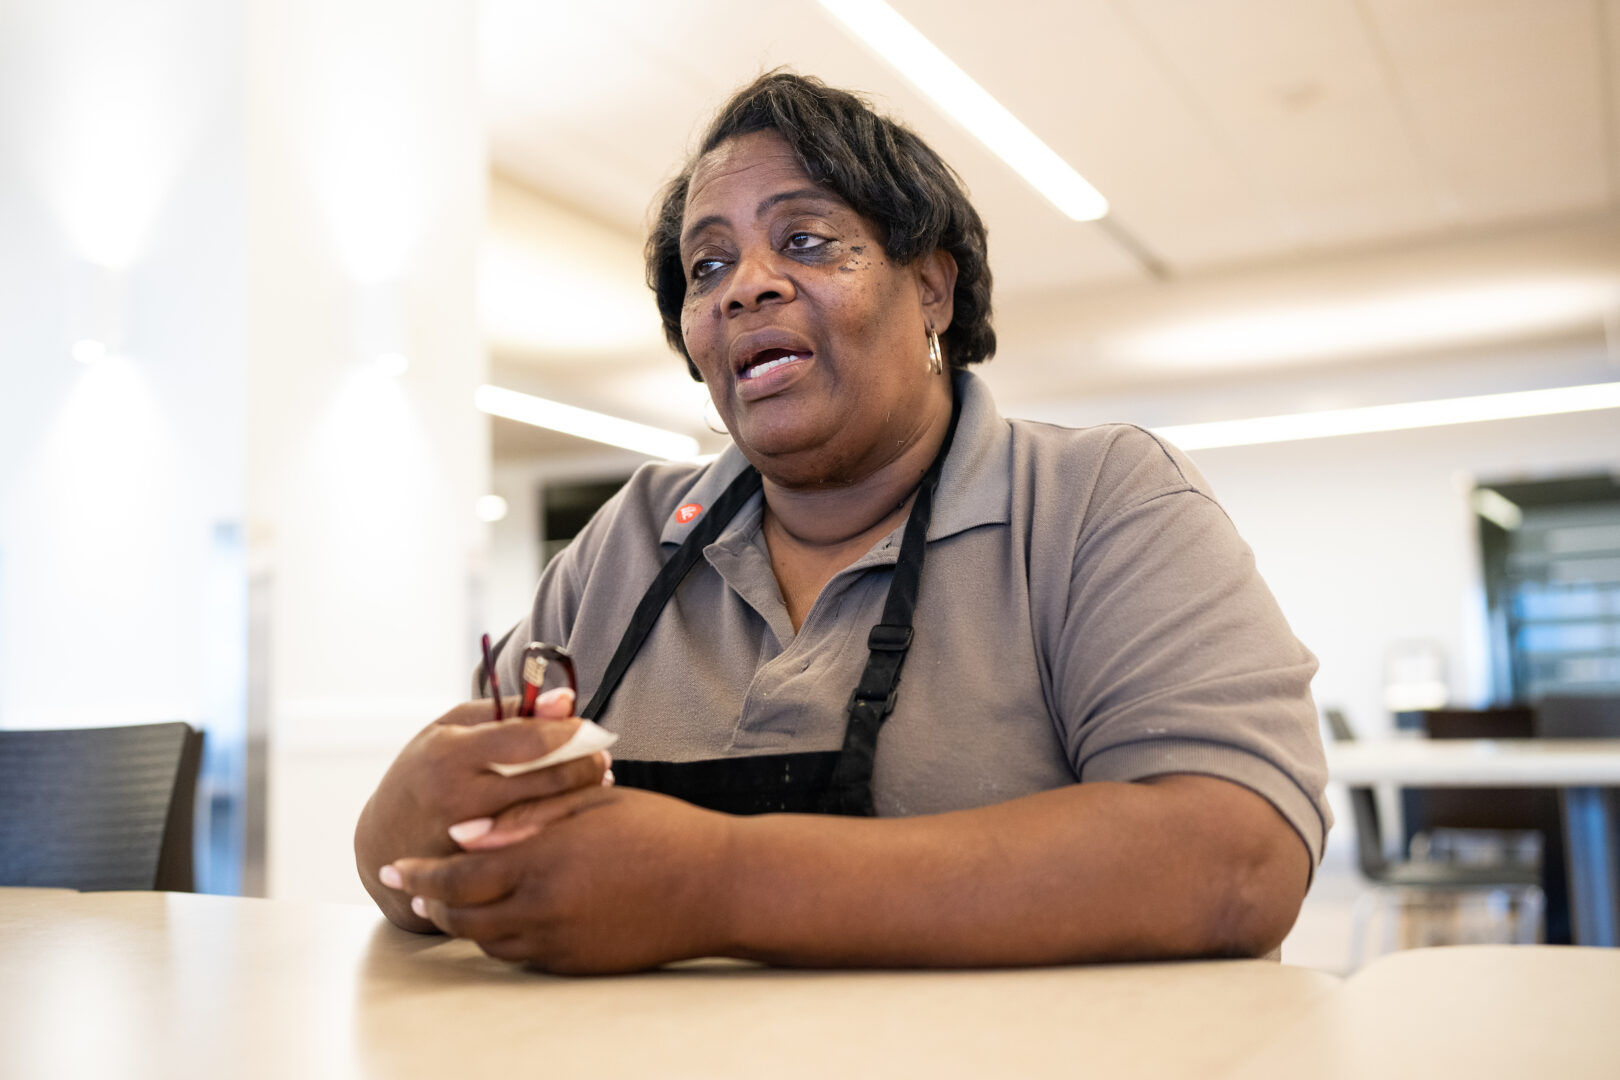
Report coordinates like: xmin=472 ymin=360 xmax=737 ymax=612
xmin=1327 ymin=739 xmax=1620 ymax=946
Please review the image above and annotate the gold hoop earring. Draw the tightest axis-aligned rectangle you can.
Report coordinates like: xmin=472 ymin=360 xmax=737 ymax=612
xmin=927 ymin=328 xmax=944 ymax=376
xmin=702 ymin=395 xmax=728 ymax=435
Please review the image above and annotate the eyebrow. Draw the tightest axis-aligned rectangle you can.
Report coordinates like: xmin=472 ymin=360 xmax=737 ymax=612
xmin=680 ymin=188 xmax=841 ymax=252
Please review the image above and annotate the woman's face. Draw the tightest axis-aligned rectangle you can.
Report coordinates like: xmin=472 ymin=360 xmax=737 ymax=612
xmin=678 ymin=130 xmax=955 ymax=485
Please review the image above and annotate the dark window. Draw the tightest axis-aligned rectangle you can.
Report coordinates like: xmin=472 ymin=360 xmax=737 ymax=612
xmin=539 ymin=476 xmax=632 ymax=570
xmin=1477 ymin=474 xmax=1620 ymax=701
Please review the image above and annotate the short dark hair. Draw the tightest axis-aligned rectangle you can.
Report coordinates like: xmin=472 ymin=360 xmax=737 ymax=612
xmin=646 ymin=71 xmax=995 ymax=379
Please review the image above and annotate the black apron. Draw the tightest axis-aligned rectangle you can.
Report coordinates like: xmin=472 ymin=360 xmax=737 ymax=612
xmin=541 ymin=395 xmax=960 ymax=817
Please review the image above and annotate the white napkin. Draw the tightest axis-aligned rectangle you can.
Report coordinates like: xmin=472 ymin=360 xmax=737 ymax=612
xmin=488 ymin=720 xmax=619 ymax=778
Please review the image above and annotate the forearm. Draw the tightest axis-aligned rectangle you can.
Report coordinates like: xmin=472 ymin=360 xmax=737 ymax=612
xmin=717 ymin=776 xmax=1309 ymax=967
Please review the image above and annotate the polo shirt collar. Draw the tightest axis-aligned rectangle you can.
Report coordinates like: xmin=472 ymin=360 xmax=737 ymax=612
xmin=658 ymin=444 xmax=757 ymax=547
xmin=927 ymin=368 xmax=1012 ymax=542
xmin=658 ymin=368 xmax=1012 ymax=548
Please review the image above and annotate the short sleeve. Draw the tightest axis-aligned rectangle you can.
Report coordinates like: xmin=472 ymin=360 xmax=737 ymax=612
xmin=1051 ymin=430 xmax=1331 ymax=869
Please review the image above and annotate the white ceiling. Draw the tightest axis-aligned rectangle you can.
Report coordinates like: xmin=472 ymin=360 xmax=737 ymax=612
xmin=476 ymin=0 xmax=1620 ymax=454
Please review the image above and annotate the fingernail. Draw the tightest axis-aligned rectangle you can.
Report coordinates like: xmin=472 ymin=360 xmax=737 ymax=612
xmin=379 ymin=865 xmax=402 ymax=889
xmin=411 ymin=896 xmax=428 ymax=918
xmin=448 ymin=817 xmax=494 ymax=844
xmin=603 ymin=769 xmax=615 ymax=787
xmin=536 ymin=686 xmax=574 ymax=710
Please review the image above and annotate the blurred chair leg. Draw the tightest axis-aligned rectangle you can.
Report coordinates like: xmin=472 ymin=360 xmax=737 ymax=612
xmin=1562 ymin=787 xmax=1619 ymax=947
xmin=1515 ymin=887 xmax=1546 ymax=945
xmin=1382 ymin=891 xmax=1402 ymax=955
xmin=1348 ymin=890 xmax=1377 ymax=971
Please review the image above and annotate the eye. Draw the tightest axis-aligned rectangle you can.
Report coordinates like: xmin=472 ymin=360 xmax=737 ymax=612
xmin=690 ymin=256 xmax=726 ymax=281
xmin=785 ymin=232 xmax=828 ymax=252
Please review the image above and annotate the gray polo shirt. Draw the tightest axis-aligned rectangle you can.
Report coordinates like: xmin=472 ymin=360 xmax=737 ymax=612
xmin=494 ymin=371 xmax=1331 ymax=866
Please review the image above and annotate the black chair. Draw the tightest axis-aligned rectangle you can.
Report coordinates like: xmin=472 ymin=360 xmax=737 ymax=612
xmin=0 ymin=722 xmax=203 ymax=891
xmin=1398 ymin=707 xmax=1570 ymax=944
xmin=1324 ymin=709 xmax=1542 ymax=967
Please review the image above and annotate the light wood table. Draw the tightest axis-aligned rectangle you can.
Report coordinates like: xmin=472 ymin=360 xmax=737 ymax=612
xmin=0 ymin=888 xmax=1326 ymax=1080
xmin=1327 ymin=739 xmax=1620 ymax=947
xmin=2 ymin=890 xmax=1616 ymax=1079
xmin=1230 ymin=945 xmax=1620 ymax=1079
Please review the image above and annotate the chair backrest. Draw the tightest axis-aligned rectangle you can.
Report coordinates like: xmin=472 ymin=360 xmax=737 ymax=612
xmin=1323 ymin=707 xmax=1355 ymax=743
xmin=0 ymin=722 xmax=203 ymax=891
xmin=1401 ymin=706 xmax=1547 ymax=836
xmin=1421 ymin=707 xmax=1536 ymax=741
xmin=1345 ymin=788 xmax=1389 ymax=879
xmin=1322 ymin=709 xmax=1389 ymax=879
xmin=1535 ymin=695 xmax=1620 ymax=739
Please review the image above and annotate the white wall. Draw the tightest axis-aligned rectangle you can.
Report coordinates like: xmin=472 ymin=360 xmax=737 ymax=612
xmin=1193 ymin=407 xmax=1619 ymax=737
xmin=0 ymin=0 xmax=246 ymax=730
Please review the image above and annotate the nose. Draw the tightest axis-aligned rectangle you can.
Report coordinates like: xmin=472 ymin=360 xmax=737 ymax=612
xmin=723 ymin=246 xmax=796 ymax=315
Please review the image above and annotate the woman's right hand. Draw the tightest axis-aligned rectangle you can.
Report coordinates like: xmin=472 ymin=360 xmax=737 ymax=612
xmin=353 ymin=688 xmax=610 ymax=931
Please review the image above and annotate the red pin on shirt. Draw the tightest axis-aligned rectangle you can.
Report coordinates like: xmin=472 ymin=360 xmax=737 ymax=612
xmin=675 ymin=503 xmax=703 ymax=525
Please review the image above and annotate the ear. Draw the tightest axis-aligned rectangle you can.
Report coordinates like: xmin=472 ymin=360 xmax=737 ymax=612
xmin=913 ymin=248 xmax=958 ymax=335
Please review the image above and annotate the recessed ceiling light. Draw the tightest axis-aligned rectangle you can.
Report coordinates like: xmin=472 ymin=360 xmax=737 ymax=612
xmin=475 ymin=494 xmax=510 ymax=523
xmin=375 ymin=352 xmax=409 ymax=377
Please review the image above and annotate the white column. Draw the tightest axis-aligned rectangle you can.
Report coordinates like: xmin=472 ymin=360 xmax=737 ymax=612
xmin=0 ymin=0 xmax=248 ymax=729
xmin=244 ymin=0 xmax=487 ymax=902
xmin=0 ymin=0 xmax=488 ymax=904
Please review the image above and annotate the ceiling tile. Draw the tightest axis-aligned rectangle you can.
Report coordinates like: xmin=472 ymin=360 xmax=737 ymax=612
xmin=1362 ymin=0 xmax=1609 ymax=226
xmin=1605 ymin=0 xmax=1620 ymax=206
xmin=1122 ymin=0 xmax=1441 ymax=252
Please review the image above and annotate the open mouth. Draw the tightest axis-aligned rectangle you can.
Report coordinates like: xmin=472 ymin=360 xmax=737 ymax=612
xmin=740 ymin=348 xmax=811 ymax=380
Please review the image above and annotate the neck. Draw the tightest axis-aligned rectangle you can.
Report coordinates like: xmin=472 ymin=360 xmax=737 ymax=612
xmin=760 ymin=388 xmax=953 ymax=549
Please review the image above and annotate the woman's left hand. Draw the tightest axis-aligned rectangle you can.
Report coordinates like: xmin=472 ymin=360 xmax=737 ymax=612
xmin=380 ymin=787 xmax=738 ymax=974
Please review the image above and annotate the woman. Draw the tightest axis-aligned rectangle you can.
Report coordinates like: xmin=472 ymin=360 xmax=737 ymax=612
xmin=356 ymin=73 xmax=1330 ymax=974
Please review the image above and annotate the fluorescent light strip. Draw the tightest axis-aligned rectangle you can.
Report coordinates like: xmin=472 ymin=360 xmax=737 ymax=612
xmin=1152 ymin=381 xmax=1620 ymax=451
xmin=475 ymin=385 xmax=700 ymax=460
xmin=818 ymin=0 xmax=1108 ymax=221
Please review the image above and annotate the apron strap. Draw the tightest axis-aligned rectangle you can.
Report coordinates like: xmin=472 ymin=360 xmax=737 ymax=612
xmin=817 ymin=391 xmax=962 ymax=815
xmin=580 ymin=466 xmax=763 ymax=723
xmin=586 ymin=390 xmax=962 ymax=817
